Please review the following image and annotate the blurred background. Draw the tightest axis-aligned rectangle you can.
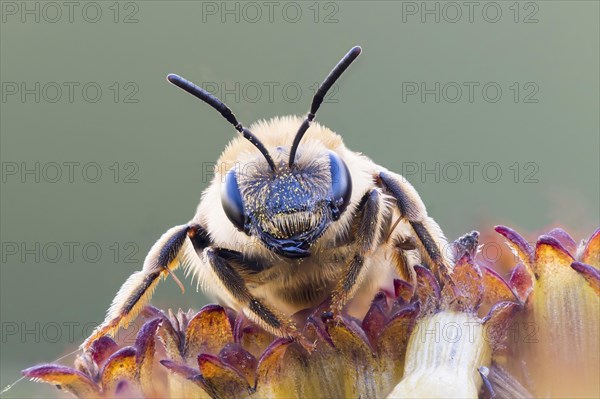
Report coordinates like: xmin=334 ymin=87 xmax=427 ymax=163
xmin=1 ymin=1 xmax=598 ymax=397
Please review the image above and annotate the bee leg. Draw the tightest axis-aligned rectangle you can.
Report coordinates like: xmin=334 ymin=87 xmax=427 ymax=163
xmin=377 ymin=170 xmax=454 ymax=280
xmin=204 ymin=247 xmax=300 ymax=339
xmin=331 ymin=189 xmax=387 ymax=313
xmin=81 ymin=223 xmax=209 ymax=349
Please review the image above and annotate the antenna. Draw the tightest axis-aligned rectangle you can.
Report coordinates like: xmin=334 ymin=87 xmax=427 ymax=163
xmin=288 ymin=46 xmax=362 ymax=167
xmin=167 ymin=74 xmax=276 ymax=171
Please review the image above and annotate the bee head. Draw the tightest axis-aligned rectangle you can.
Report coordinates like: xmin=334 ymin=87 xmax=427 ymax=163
xmin=221 ymin=147 xmax=351 ymax=258
xmin=167 ymin=46 xmax=361 ymax=257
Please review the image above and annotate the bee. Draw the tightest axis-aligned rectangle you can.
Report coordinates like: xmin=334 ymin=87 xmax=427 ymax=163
xmin=82 ymin=46 xmax=453 ymax=348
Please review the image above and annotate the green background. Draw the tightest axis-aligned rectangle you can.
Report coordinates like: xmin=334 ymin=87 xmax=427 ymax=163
xmin=1 ymin=1 xmax=598 ymax=397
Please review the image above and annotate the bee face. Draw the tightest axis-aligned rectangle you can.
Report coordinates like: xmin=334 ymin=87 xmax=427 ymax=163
xmin=221 ymin=148 xmax=352 ymax=258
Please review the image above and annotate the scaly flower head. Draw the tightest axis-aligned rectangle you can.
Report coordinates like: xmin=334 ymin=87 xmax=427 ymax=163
xmin=21 ymin=227 xmax=599 ymax=398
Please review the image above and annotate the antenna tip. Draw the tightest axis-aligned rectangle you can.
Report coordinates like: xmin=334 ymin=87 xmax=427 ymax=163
xmin=350 ymin=46 xmax=362 ymax=55
xmin=166 ymin=73 xmax=181 ymax=84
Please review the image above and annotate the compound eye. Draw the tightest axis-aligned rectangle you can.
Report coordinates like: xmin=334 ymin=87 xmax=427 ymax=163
xmin=328 ymin=151 xmax=352 ymax=219
xmin=221 ymin=169 xmax=247 ymax=233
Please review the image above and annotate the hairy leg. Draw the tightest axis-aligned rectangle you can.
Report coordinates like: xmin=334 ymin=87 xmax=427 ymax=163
xmin=378 ymin=170 xmax=454 ymax=280
xmin=331 ymin=188 xmax=388 ymax=313
xmin=82 ymin=223 xmax=208 ymax=349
